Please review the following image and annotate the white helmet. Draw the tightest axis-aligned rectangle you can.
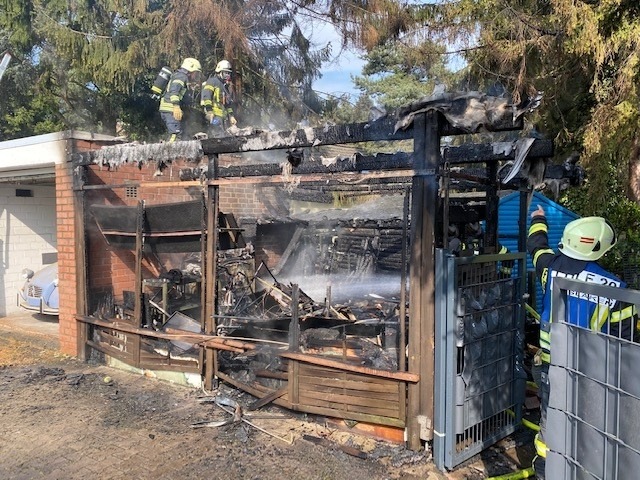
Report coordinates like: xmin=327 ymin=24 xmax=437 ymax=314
xmin=215 ymin=60 xmax=232 ymax=73
xmin=181 ymin=58 xmax=202 ymax=73
xmin=559 ymin=217 xmax=617 ymax=261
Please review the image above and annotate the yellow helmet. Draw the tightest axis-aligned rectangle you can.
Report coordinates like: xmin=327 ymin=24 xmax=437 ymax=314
xmin=215 ymin=60 xmax=232 ymax=73
xmin=181 ymin=58 xmax=202 ymax=73
xmin=559 ymin=217 xmax=617 ymax=261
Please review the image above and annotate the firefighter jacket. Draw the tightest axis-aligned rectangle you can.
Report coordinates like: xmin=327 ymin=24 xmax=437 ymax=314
xmin=201 ymin=75 xmax=234 ymax=120
xmin=527 ymin=215 xmax=636 ymax=363
xmin=159 ymin=68 xmax=193 ymax=113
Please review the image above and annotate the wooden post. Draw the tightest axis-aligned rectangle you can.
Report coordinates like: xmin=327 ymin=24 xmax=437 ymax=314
xmin=204 ymin=154 xmax=219 ymax=389
xmin=288 ymin=284 xmax=300 ymax=352
xmin=133 ymin=200 xmax=144 ymax=325
xmin=205 ymin=154 xmax=219 ymax=334
xmin=407 ymin=111 xmax=440 ymax=450
xmin=73 ymin=163 xmax=90 ymax=361
xmin=199 ymin=192 xmax=207 ymax=327
xmin=485 ymin=161 xmax=499 ymax=251
xmin=518 ymin=188 xmax=529 ymax=252
xmin=399 ymin=187 xmax=409 ymax=372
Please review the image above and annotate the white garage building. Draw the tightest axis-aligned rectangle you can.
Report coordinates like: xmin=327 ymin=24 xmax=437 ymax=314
xmin=0 ymin=131 xmax=115 ymax=316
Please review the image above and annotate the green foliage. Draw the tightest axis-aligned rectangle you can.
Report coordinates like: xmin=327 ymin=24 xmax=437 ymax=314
xmin=0 ymin=1 xmax=334 ymax=140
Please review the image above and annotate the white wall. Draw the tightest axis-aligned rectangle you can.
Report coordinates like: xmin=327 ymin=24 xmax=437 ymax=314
xmin=0 ymin=184 xmax=57 ymax=315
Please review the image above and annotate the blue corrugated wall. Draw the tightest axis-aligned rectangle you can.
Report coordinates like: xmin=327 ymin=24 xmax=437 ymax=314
xmin=498 ymin=191 xmax=579 ymax=310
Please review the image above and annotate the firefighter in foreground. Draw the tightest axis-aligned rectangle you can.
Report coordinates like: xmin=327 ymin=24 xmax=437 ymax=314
xmin=201 ymin=59 xmax=237 ymax=137
xmin=159 ymin=58 xmax=202 ymax=142
xmin=527 ymin=204 xmax=637 ymax=479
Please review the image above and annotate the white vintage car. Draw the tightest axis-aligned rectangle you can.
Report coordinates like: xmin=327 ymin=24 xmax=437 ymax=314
xmin=17 ymin=262 xmax=59 ymax=315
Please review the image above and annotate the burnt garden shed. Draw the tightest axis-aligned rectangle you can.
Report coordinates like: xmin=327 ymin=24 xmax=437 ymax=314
xmin=62 ymin=91 xmax=580 ymax=467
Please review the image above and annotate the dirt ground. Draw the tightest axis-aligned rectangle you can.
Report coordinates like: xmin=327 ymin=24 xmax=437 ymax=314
xmin=0 ymin=317 xmax=536 ymax=480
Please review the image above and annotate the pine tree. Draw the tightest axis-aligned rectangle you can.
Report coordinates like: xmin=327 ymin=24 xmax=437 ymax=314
xmin=0 ymin=0 xmax=333 ymax=139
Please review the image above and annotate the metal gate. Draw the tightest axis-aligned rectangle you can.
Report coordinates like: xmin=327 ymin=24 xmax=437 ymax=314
xmin=547 ymin=277 xmax=640 ymax=479
xmin=434 ymin=249 xmax=527 ymax=469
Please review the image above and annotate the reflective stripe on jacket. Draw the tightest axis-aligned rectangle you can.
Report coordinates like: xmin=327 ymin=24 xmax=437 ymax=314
xmin=159 ymin=68 xmax=189 ymax=113
xmin=201 ymin=75 xmax=233 ymax=119
xmin=527 ymin=215 xmax=635 ymax=363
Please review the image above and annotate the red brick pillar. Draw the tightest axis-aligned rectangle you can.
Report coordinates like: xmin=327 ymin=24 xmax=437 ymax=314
xmin=55 ymin=157 xmax=78 ymax=355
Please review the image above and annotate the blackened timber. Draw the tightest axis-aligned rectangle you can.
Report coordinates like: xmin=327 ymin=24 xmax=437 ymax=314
xmin=73 ymin=161 xmax=90 ymax=361
xmin=201 ymin=117 xmax=411 ymax=155
xmin=73 ymin=138 xmax=552 ymax=172
xmin=210 ymin=171 xmax=414 ymax=187
xmin=485 ymin=162 xmax=499 ymax=250
xmin=407 ymin=110 xmax=440 ymax=449
xmin=288 ymin=189 xmax=334 ymax=203
xmin=217 ymin=152 xmax=413 ymax=177
xmin=200 ymin=114 xmax=531 ymax=156
xmin=442 ymin=139 xmax=553 ymax=164
xmin=212 ymin=141 xmax=550 ymax=178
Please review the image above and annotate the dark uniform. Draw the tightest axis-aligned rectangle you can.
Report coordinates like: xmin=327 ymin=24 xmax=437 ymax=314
xmin=158 ymin=57 xmax=201 ymax=142
xmin=159 ymin=68 xmax=192 ymax=142
xmin=201 ymin=75 xmax=235 ymax=137
xmin=527 ymin=212 xmax=636 ymax=479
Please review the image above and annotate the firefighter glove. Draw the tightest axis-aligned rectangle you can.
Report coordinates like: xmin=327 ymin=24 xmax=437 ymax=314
xmin=172 ymin=105 xmax=183 ymax=121
xmin=229 ymin=115 xmax=237 ymax=126
xmin=205 ymin=112 xmax=214 ymax=123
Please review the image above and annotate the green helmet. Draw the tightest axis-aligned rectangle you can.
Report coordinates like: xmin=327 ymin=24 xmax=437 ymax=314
xmin=559 ymin=217 xmax=617 ymax=261
xmin=181 ymin=58 xmax=202 ymax=73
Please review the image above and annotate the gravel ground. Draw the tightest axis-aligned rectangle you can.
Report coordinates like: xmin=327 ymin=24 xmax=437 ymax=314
xmin=0 ymin=319 xmax=535 ymax=480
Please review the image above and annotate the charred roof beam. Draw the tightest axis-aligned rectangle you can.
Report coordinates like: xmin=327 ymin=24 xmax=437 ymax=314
xmin=207 ymin=139 xmax=552 ymax=178
xmin=200 ymin=113 xmax=532 ymax=156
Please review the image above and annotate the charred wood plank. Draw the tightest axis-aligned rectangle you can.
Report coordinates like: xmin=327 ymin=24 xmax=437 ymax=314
xmin=299 ymin=364 xmax=401 ymax=384
xmin=201 ymin=117 xmax=410 ymax=155
xmin=298 ymin=392 xmax=400 ymax=418
xmin=255 ymin=369 xmax=288 ymax=380
xmin=298 ymin=387 xmax=400 ymax=410
xmin=442 ymin=139 xmax=553 ymax=164
xmin=247 ymin=386 xmax=288 ymax=411
xmin=272 ymin=226 xmax=304 ymax=276
xmin=281 ymin=352 xmax=419 ymax=383
xmin=297 ymin=374 xmax=399 ymax=393
xmin=294 ymin=403 xmax=404 ymax=427
xmin=299 ymin=382 xmax=400 ymax=401
xmin=210 ymin=170 xmax=414 ymax=187
xmin=287 ymin=189 xmax=334 ymax=203
xmin=302 ymin=435 xmax=368 ymax=459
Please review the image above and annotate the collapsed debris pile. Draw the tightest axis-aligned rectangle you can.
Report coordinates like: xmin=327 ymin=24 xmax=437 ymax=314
xmin=212 ymin=257 xmax=404 ymax=390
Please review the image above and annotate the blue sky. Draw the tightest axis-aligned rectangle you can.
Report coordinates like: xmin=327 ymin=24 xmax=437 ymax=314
xmin=312 ymin=48 xmax=365 ymax=101
xmin=307 ymin=1 xmax=468 ymax=101
xmin=308 ymin=22 xmax=365 ymax=102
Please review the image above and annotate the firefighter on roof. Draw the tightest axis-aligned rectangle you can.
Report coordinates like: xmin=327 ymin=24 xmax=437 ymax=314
xmin=201 ymin=59 xmax=237 ymax=137
xmin=527 ymin=205 xmax=637 ymax=479
xmin=159 ymin=57 xmax=202 ymax=142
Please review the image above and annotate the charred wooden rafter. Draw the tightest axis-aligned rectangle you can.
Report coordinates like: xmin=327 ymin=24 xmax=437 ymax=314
xmin=211 ymin=140 xmax=552 ymax=178
xmin=442 ymin=140 xmax=553 ymax=164
xmin=200 ymin=117 xmax=409 ymax=155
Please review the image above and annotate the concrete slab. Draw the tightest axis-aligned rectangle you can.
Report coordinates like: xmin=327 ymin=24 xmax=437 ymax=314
xmin=0 ymin=311 xmax=59 ymax=342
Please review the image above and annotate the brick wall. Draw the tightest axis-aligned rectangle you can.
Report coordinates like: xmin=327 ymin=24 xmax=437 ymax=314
xmin=57 ymin=148 xmax=289 ymax=356
xmin=254 ymin=223 xmax=297 ymax=268
xmin=57 ymin=146 xmax=204 ymax=355
xmin=85 ymin=161 xmax=203 ymax=310
xmin=55 ymin=157 xmax=78 ymax=355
